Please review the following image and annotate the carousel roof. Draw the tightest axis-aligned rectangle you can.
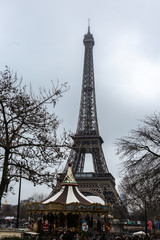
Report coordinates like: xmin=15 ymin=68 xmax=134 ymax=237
xmin=42 ymin=163 xmax=93 ymax=205
xmin=26 ymin=163 xmax=112 ymax=216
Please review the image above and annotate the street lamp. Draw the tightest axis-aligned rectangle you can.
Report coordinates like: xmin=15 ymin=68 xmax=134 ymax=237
xmin=145 ymin=198 xmax=148 ymax=237
xmin=16 ymin=163 xmax=22 ymax=228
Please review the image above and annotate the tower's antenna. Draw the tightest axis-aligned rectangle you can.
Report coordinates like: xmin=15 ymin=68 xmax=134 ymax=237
xmin=88 ymin=18 xmax=90 ymax=33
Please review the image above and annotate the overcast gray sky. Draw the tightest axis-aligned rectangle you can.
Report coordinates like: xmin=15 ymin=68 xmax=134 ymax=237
xmin=1 ymin=0 xmax=160 ymax=204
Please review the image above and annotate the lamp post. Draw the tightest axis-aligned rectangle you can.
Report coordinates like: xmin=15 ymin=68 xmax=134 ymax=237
xmin=145 ymin=198 xmax=148 ymax=237
xmin=16 ymin=163 xmax=22 ymax=228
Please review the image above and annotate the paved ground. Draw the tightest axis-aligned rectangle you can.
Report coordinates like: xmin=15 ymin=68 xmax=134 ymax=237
xmin=0 ymin=230 xmax=22 ymax=239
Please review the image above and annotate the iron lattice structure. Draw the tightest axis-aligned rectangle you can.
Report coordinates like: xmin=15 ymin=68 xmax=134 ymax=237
xmin=57 ymin=27 xmax=122 ymax=207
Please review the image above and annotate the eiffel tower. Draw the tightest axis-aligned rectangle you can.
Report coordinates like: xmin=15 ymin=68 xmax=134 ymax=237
xmin=57 ymin=26 xmax=122 ymax=207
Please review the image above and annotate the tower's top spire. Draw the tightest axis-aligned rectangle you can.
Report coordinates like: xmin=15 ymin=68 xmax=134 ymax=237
xmin=88 ymin=18 xmax=90 ymax=33
xmin=83 ymin=19 xmax=94 ymax=46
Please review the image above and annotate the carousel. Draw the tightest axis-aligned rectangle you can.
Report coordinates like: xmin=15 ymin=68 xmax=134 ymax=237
xmin=26 ymin=163 xmax=112 ymax=239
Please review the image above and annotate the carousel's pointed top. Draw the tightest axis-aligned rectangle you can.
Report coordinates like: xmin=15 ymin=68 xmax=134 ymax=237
xmin=62 ymin=162 xmax=78 ymax=186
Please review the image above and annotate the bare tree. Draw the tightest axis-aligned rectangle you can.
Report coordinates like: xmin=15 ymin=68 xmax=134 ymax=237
xmin=119 ymin=174 xmax=160 ymax=221
xmin=116 ymin=113 xmax=160 ymax=185
xmin=26 ymin=193 xmax=48 ymax=203
xmin=0 ymin=66 xmax=70 ymax=207
xmin=116 ymin=113 xmax=160 ymax=220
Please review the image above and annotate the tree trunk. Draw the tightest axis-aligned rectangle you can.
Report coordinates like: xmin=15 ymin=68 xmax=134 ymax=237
xmin=0 ymin=149 xmax=10 ymax=209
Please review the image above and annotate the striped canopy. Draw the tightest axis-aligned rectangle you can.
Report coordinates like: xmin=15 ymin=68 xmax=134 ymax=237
xmin=42 ymin=163 xmax=93 ymax=205
xmin=26 ymin=163 xmax=112 ymax=216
